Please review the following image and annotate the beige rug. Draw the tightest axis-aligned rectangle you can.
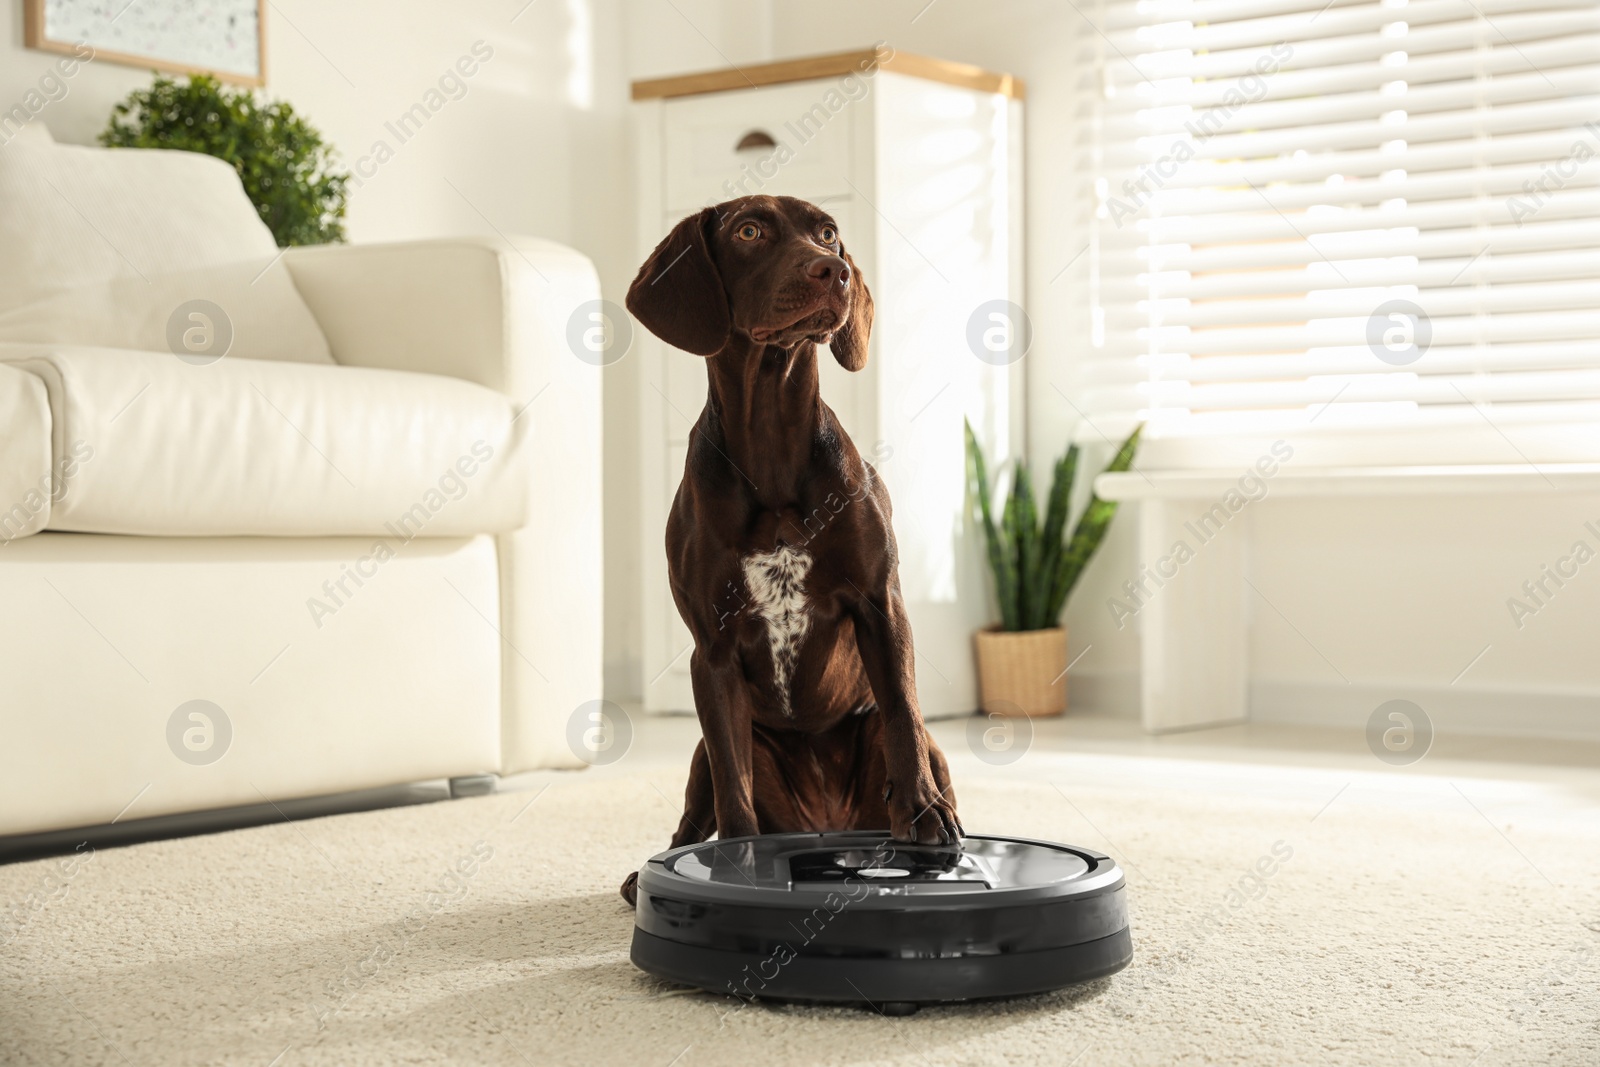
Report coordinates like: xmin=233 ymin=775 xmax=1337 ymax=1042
xmin=3 ymin=765 xmax=1598 ymax=1066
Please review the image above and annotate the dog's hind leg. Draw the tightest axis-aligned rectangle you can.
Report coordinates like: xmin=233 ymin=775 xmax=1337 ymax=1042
xmin=622 ymin=740 xmax=717 ymax=907
xmin=748 ymin=722 xmax=837 ymax=833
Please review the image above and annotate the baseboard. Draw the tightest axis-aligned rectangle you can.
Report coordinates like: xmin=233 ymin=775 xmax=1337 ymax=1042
xmin=1251 ymin=677 xmax=1600 ymax=742
xmin=0 ymin=780 xmax=451 ymax=863
xmin=631 ymin=672 xmax=1596 ymax=739
xmin=1065 ymin=669 xmax=1141 ymax=720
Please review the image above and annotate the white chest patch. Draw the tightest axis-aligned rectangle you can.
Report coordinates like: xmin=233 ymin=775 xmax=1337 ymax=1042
xmin=741 ymin=545 xmax=813 ymax=716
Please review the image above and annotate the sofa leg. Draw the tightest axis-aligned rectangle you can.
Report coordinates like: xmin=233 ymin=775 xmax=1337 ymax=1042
xmin=448 ymin=774 xmax=498 ymax=799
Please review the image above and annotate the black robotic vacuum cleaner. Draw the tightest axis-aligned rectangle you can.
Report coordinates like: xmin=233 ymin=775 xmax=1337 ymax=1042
xmin=630 ymin=831 xmax=1131 ymax=1012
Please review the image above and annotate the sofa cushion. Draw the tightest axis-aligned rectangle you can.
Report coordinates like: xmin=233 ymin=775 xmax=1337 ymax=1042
xmin=0 ymin=363 xmax=55 ymax=541
xmin=0 ymin=257 xmax=334 ymax=365
xmin=4 ymin=119 xmax=54 ymax=148
xmin=1 ymin=346 xmax=531 ymax=538
xmin=0 ymin=136 xmax=333 ymax=364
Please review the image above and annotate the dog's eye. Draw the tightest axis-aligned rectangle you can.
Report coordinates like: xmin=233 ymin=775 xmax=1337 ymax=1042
xmin=736 ymin=223 xmax=761 ymax=241
xmin=820 ymin=225 xmax=838 ymax=244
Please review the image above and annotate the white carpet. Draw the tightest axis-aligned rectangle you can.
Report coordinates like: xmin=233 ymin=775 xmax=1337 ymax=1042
xmin=3 ymin=761 xmax=1598 ymax=1066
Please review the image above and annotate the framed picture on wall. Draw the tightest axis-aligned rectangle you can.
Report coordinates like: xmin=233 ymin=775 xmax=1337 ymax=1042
xmin=24 ymin=0 xmax=267 ymax=86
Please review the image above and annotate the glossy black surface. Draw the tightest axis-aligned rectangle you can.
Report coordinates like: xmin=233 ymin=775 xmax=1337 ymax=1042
xmin=630 ymin=832 xmax=1133 ymax=1003
xmin=648 ymin=831 xmax=1116 ymax=907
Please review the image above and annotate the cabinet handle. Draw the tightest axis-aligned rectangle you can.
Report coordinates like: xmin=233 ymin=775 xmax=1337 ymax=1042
xmin=735 ymin=129 xmax=778 ymax=152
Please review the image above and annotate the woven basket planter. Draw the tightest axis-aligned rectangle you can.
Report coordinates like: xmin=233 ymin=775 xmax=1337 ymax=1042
xmin=973 ymin=626 xmax=1068 ymax=717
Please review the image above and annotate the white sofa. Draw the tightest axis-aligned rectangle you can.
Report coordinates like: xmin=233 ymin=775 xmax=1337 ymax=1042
xmin=0 ymin=125 xmax=598 ymax=838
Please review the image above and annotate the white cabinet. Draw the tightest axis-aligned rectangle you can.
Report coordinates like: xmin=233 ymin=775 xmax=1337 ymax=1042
xmin=633 ymin=50 xmax=1025 ymax=719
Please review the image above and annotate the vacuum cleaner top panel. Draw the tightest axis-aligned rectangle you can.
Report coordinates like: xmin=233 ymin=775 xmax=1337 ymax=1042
xmin=643 ymin=831 xmax=1122 ymax=909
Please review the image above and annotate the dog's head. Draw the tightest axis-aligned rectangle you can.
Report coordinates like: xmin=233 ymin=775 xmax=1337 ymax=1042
xmin=625 ymin=195 xmax=873 ymax=370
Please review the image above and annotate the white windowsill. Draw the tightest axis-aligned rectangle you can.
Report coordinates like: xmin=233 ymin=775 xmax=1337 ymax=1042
xmin=1096 ymin=463 xmax=1600 ymax=501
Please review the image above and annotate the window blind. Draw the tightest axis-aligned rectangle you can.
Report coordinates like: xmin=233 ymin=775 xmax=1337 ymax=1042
xmin=1079 ymin=0 xmax=1600 ymax=452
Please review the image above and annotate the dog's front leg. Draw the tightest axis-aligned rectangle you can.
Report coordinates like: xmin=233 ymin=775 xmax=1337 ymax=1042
xmin=621 ymin=651 xmax=757 ymax=907
xmin=850 ymin=580 xmax=962 ymax=846
xmin=621 ymin=739 xmax=716 ymax=906
xmin=689 ymin=649 xmax=762 ymax=841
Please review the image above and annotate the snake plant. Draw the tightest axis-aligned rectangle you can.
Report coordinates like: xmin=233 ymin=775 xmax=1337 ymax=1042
xmin=964 ymin=421 xmax=1142 ymax=632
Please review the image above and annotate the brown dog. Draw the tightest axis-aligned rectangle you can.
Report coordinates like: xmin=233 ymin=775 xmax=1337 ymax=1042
xmin=621 ymin=195 xmax=960 ymax=905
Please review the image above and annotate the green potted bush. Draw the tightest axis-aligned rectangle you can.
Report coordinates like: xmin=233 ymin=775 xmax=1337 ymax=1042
xmin=964 ymin=421 xmax=1141 ymax=716
xmin=101 ymin=73 xmax=348 ymax=247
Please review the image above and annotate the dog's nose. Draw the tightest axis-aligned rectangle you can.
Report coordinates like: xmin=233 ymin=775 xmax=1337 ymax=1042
xmin=805 ymin=255 xmax=850 ymax=288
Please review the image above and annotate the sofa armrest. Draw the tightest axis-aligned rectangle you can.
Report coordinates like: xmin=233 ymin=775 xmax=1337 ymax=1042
xmin=285 ymin=236 xmax=599 ymax=773
xmin=283 ymin=235 xmax=594 ymax=400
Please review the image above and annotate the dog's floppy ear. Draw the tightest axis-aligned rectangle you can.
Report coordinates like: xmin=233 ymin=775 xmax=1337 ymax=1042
xmin=626 ymin=207 xmax=729 ymax=356
xmin=828 ymin=242 xmax=873 ymax=372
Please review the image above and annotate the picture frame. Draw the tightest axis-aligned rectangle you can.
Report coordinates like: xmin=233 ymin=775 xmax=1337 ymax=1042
xmin=23 ymin=0 xmax=267 ymax=87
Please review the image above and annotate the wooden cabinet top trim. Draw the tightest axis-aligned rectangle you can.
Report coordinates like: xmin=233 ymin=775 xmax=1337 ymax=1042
xmin=631 ymin=47 xmax=1024 ymax=102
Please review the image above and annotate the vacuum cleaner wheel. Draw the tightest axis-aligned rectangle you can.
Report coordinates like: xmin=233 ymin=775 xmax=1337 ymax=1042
xmin=630 ymin=831 xmax=1131 ymax=1010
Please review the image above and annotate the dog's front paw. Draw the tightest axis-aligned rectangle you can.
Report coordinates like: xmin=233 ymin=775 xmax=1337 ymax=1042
xmin=620 ymin=870 xmax=639 ymax=907
xmin=885 ymin=777 xmax=961 ymax=846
